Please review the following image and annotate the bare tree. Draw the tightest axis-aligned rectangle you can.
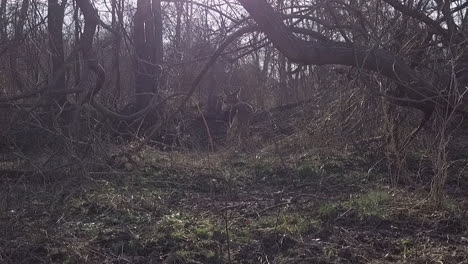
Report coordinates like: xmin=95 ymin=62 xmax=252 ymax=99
xmin=134 ymin=0 xmax=163 ymax=110
xmin=47 ymin=0 xmax=67 ymax=107
xmin=8 ymin=0 xmax=29 ymax=93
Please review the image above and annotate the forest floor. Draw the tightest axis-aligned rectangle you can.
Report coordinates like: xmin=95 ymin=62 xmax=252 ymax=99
xmin=1 ymin=143 xmax=468 ymax=264
xmin=1 ymin=103 xmax=468 ymax=263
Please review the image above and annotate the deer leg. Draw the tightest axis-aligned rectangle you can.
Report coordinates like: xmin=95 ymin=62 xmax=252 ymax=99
xmin=226 ymin=127 xmax=232 ymax=142
xmin=227 ymin=124 xmax=235 ymax=143
xmin=227 ymin=117 xmax=239 ymax=144
xmin=239 ymin=122 xmax=249 ymax=150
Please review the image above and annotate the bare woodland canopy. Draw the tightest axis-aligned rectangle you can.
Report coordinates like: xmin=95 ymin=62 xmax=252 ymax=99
xmin=1 ymin=0 xmax=467 ymax=113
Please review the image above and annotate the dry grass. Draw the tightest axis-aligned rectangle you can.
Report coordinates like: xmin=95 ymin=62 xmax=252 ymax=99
xmin=1 ymin=103 xmax=467 ymax=263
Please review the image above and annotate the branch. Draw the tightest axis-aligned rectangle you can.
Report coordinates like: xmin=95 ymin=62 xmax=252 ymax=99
xmin=163 ymin=0 xmax=239 ymax=23
xmin=382 ymin=0 xmax=449 ymax=40
xmin=0 ymin=47 xmax=81 ymax=103
xmin=237 ymin=0 xmax=439 ymax=113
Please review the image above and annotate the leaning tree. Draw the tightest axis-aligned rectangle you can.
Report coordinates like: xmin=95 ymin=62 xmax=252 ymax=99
xmin=227 ymin=0 xmax=467 ymax=202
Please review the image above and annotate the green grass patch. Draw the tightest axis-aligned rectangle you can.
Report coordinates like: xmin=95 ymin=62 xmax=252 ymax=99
xmin=318 ymin=202 xmax=341 ymax=221
xmin=251 ymin=160 xmax=276 ymax=179
xmin=296 ymin=163 xmax=322 ymax=180
xmin=348 ymin=190 xmax=392 ymax=218
xmin=256 ymin=213 xmax=318 ymax=235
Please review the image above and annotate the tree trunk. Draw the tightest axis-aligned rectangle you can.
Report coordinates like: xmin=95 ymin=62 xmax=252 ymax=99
xmin=258 ymin=46 xmax=272 ymax=110
xmin=134 ymin=0 xmax=163 ymax=111
xmin=278 ymin=53 xmax=288 ymax=106
xmin=152 ymin=0 xmax=163 ymax=80
xmin=174 ymin=1 xmax=183 ymax=61
xmin=111 ymin=0 xmax=121 ymax=105
xmin=134 ymin=0 xmax=152 ymax=109
xmin=72 ymin=0 xmax=80 ymax=88
xmin=9 ymin=0 xmax=29 ymax=92
xmin=48 ymin=0 xmax=67 ymax=105
xmin=0 ymin=0 xmax=7 ymax=42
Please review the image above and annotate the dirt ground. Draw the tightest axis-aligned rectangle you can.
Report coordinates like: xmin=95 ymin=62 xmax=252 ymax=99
xmin=1 ymin=143 xmax=467 ymax=264
xmin=1 ymin=103 xmax=468 ymax=264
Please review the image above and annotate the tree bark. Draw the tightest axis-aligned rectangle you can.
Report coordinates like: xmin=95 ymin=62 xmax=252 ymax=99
xmin=48 ymin=0 xmax=67 ymax=105
xmin=278 ymin=53 xmax=288 ymax=106
xmin=174 ymin=1 xmax=183 ymax=61
xmin=0 ymin=0 xmax=6 ymax=39
xmin=134 ymin=0 xmax=163 ymax=110
xmin=72 ymin=0 xmax=81 ymax=88
xmin=71 ymin=0 xmax=105 ymax=136
xmin=111 ymin=0 xmax=122 ymax=104
xmin=9 ymin=0 xmax=29 ymax=92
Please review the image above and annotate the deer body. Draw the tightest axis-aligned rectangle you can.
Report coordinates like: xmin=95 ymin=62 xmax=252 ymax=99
xmin=222 ymin=89 xmax=254 ymax=149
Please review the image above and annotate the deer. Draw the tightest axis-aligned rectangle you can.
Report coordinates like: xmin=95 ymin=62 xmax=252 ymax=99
xmin=221 ymin=88 xmax=254 ymax=150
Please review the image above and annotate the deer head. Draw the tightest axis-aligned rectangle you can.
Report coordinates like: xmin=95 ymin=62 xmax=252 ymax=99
xmin=222 ymin=88 xmax=241 ymax=111
xmin=220 ymin=87 xmax=254 ymax=151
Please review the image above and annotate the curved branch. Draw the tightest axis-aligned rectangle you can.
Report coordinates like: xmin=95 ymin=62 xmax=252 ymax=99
xmin=382 ymin=0 xmax=449 ymax=40
xmin=237 ymin=0 xmax=439 ymax=113
xmin=163 ymin=0 xmax=240 ymax=23
xmin=92 ymin=93 xmax=185 ymax=121
xmin=290 ymin=27 xmax=331 ymax=43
